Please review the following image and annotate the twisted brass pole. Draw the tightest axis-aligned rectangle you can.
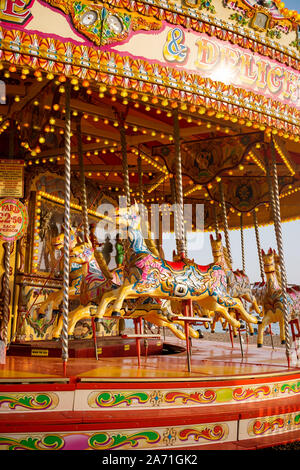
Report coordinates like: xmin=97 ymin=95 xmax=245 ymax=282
xmin=120 ymin=125 xmax=130 ymax=208
xmin=240 ymin=213 xmax=245 ymax=272
xmin=1 ymin=242 xmax=12 ymax=347
xmin=252 ymin=210 xmax=264 ymax=282
xmin=219 ymin=181 xmax=232 ymax=265
xmin=170 ymin=177 xmax=180 ymax=255
xmin=61 ymin=80 xmax=71 ymax=373
xmin=173 ymin=109 xmax=186 ymax=257
xmin=269 ymin=138 xmax=291 ymax=365
xmin=138 ymin=154 xmax=144 ymax=207
xmin=213 ymin=205 xmax=219 ymax=238
xmin=77 ymin=116 xmax=89 ymax=241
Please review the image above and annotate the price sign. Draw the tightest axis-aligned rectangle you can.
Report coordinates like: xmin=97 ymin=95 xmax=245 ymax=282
xmin=0 ymin=160 xmax=24 ymax=198
xmin=0 ymin=198 xmax=28 ymax=242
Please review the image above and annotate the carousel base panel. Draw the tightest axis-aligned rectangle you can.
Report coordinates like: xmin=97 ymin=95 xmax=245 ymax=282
xmin=1 ymin=338 xmax=300 ymax=450
xmin=6 ymin=336 xmax=165 ymax=358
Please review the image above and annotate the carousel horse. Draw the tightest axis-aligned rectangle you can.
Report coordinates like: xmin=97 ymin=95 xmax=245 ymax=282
xmin=210 ymin=234 xmax=261 ymax=316
xmin=210 ymin=234 xmax=262 ymax=336
xmin=37 ymin=226 xmax=83 ymax=318
xmin=51 ymin=236 xmax=123 ymax=338
xmin=256 ymin=248 xmax=298 ymax=347
xmin=171 ymin=250 xmax=224 ymax=332
xmin=96 ymin=204 xmax=258 ymax=331
xmin=51 ymin=233 xmax=200 ymax=340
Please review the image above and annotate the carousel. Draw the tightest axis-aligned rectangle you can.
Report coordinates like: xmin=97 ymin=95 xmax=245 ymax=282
xmin=1 ymin=0 xmax=300 ymax=451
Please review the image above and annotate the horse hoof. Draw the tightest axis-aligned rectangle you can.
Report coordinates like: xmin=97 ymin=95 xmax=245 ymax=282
xmin=52 ymin=337 xmax=60 ymax=341
xmin=198 ymin=330 xmax=204 ymax=339
xmin=250 ymin=333 xmax=254 ymax=336
xmin=257 ymin=343 xmax=263 ymax=348
xmin=112 ymin=311 xmax=121 ymax=317
xmin=281 ymin=340 xmax=286 ymax=344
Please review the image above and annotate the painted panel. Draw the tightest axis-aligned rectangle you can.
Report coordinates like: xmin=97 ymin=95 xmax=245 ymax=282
xmin=0 ymin=390 xmax=74 ymax=412
xmin=74 ymin=377 xmax=300 ymax=411
xmin=0 ymin=420 xmax=236 ymax=449
xmin=239 ymin=410 xmax=300 ymax=440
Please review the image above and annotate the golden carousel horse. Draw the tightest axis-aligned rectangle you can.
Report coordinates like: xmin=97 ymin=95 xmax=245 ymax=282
xmin=210 ymin=234 xmax=261 ymax=316
xmin=96 ymin=204 xmax=258 ymax=332
xmin=256 ymin=248 xmax=300 ymax=347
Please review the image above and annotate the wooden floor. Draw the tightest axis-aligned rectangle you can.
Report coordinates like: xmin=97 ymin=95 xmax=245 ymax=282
xmin=1 ymin=337 xmax=299 ymax=383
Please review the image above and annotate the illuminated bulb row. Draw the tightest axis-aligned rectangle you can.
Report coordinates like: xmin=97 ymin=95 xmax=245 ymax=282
xmin=131 ymin=148 xmax=169 ymax=175
xmin=273 ymin=138 xmax=296 ymax=176
xmin=3 ymin=65 xmax=300 ymax=143
xmin=148 ymin=174 xmax=170 ymax=194
xmin=184 ymin=184 xmax=203 ymax=197
xmin=246 ymin=150 xmax=266 ymax=174
xmin=37 ymin=191 xmax=104 ymax=220
xmin=279 ymin=185 xmax=300 ymax=199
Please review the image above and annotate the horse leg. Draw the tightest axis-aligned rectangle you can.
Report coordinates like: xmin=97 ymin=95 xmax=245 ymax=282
xmin=257 ymin=312 xmax=269 ymax=347
xmin=233 ymin=298 xmax=258 ymax=325
xmin=68 ymin=304 xmax=97 ymax=337
xmin=96 ymin=289 xmax=119 ymax=318
xmin=112 ymin=284 xmax=135 ymax=316
xmin=279 ymin=312 xmax=286 ymax=344
xmin=38 ymin=289 xmax=63 ymax=316
xmin=214 ymin=303 xmax=241 ymax=329
xmin=52 ymin=314 xmax=63 ymax=339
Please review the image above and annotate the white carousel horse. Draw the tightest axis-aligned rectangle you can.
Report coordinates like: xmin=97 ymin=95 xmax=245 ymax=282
xmin=96 ymin=204 xmax=258 ymax=331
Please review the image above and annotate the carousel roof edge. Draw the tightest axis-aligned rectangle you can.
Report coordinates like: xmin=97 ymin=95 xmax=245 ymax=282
xmin=0 ymin=0 xmax=299 ymax=65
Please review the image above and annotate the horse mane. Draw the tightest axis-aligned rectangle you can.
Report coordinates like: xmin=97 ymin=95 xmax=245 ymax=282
xmin=274 ymin=252 xmax=282 ymax=287
xmin=222 ymin=245 xmax=232 ymax=270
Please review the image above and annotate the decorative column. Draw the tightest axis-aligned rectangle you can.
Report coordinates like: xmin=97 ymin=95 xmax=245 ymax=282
xmin=120 ymin=124 xmax=130 ymax=208
xmin=0 ymin=242 xmax=12 ymax=354
xmin=252 ymin=210 xmax=264 ymax=282
xmin=213 ymin=205 xmax=219 ymax=238
xmin=61 ymin=80 xmax=71 ymax=374
xmin=240 ymin=213 xmax=245 ymax=272
xmin=77 ymin=115 xmax=89 ymax=241
xmin=173 ymin=109 xmax=186 ymax=258
xmin=170 ymin=177 xmax=180 ymax=255
xmin=268 ymin=139 xmax=291 ymax=365
xmin=219 ymin=181 xmax=232 ymax=265
xmin=138 ymin=154 xmax=144 ymax=207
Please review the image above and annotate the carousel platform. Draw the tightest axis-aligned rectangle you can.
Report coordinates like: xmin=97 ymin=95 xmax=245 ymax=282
xmin=6 ymin=335 xmax=165 ymax=359
xmin=1 ymin=336 xmax=300 ymax=451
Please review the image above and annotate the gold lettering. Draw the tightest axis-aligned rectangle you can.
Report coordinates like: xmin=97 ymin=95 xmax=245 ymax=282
xmin=256 ymin=59 xmax=269 ymax=89
xmin=195 ymin=38 xmax=220 ymax=71
xmin=239 ymin=52 xmax=257 ymax=85
xmin=267 ymin=66 xmax=284 ymax=94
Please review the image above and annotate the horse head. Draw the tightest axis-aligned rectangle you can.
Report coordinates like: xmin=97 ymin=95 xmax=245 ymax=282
xmin=261 ymin=248 xmax=276 ymax=272
xmin=52 ymin=226 xmax=81 ymax=251
xmin=116 ymin=202 xmax=142 ymax=232
xmin=69 ymin=240 xmax=94 ymax=264
xmin=210 ymin=233 xmax=223 ymax=257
